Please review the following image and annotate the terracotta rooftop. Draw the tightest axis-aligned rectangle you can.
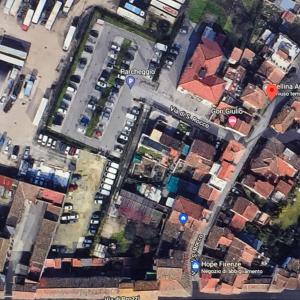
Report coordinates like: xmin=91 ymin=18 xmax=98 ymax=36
xmin=222 ymin=140 xmax=246 ymax=165
xmin=179 ymin=38 xmax=225 ymax=105
xmin=243 ymin=174 xmax=274 ymax=199
xmin=198 ymin=183 xmax=221 ymax=204
xmin=229 ymin=47 xmax=243 ymax=63
xmin=271 ymin=107 xmax=295 ymax=133
xmin=230 ymin=214 xmax=247 ymax=231
xmin=173 ymin=196 xmax=204 ymax=220
xmin=231 ymin=117 xmax=252 ymax=136
xmin=241 ymin=84 xmax=268 ymax=110
xmin=258 ymin=60 xmax=286 ymax=84
xmin=217 ymin=161 xmax=236 ymax=181
xmin=241 ymin=48 xmax=255 ymax=63
xmin=231 ymin=197 xmax=259 ymax=221
xmin=275 ymin=179 xmax=293 ymax=196
xmin=205 ymin=225 xmax=234 ymax=249
xmin=291 ymin=101 xmax=300 ymax=121
xmin=38 ymin=189 xmax=65 ymax=206
xmin=186 ymin=139 xmax=216 ymax=165
xmin=200 ymin=274 xmax=219 ymax=293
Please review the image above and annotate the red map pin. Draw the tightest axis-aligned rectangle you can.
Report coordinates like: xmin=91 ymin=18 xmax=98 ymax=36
xmin=266 ymin=83 xmax=279 ymax=101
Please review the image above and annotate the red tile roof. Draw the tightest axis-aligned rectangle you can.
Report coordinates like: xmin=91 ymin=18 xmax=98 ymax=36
xmin=241 ymin=84 xmax=268 ymax=110
xmin=241 ymin=48 xmax=255 ymax=63
xmin=39 ymin=189 xmax=65 ymax=205
xmin=198 ymin=184 xmax=221 ymax=203
xmin=222 ymin=140 xmax=246 ymax=165
xmin=231 ymin=118 xmax=252 ymax=136
xmin=275 ymin=180 xmax=293 ymax=196
xmin=217 ymin=161 xmax=236 ymax=181
xmin=282 ymin=10 xmax=296 ymax=23
xmin=232 ymin=197 xmax=259 ymax=221
xmin=179 ymin=39 xmax=225 ymax=105
xmin=0 ymin=175 xmax=14 ymax=190
xmin=173 ymin=196 xmax=204 ymax=220
xmin=258 ymin=60 xmax=286 ymax=84
xmin=229 ymin=47 xmax=243 ymax=64
xmin=230 ymin=214 xmax=247 ymax=231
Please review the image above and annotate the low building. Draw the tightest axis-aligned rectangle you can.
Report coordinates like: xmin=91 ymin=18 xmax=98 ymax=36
xmin=240 ymin=84 xmax=268 ymax=111
xmin=271 ymin=107 xmax=296 ymax=133
xmin=242 ymin=174 xmax=274 ymax=199
xmin=228 ymin=47 xmax=243 ymax=65
xmin=258 ymin=60 xmax=286 ymax=84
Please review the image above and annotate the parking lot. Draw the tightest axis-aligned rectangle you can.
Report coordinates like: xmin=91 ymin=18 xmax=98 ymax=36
xmin=53 ymin=150 xmax=106 ymax=253
xmin=51 ymin=20 xmax=155 ymax=152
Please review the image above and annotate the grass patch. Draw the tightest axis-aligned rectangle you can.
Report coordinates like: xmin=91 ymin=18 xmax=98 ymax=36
xmin=224 ymin=16 xmax=234 ymax=33
xmin=137 ymin=146 xmax=162 ymax=161
xmin=111 ymin=230 xmax=131 ymax=254
xmin=276 ymin=192 xmax=300 ymax=229
xmin=188 ymin=0 xmax=226 ymax=25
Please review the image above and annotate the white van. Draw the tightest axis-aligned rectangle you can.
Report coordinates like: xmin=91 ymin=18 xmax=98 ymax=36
xmin=100 ymin=189 xmax=110 ymax=196
xmin=101 ymin=183 xmax=112 ymax=191
xmin=103 ymin=178 xmax=114 ymax=185
xmin=105 ymin=172 xmax=116 ymax=180
xmin=109 ymin=162 xmax=119 ymax=169
xmin=106 ymin=167 xmax=117 ymax=174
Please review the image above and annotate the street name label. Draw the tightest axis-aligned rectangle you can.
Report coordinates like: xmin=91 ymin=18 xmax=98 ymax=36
xmin=170 ymin=105 xmax=210 ymax=129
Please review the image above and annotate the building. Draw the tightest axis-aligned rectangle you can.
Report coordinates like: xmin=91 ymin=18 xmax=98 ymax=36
xmin=242 ymin=174 xmax=274 ymax=199
xmin=228 ymin=47 xmax=243 ymax=65
xmin=222 ymin=140 xmax=246 ymax=165
xmin=240 ymin=84 xmax=268 ymax=111
xmin=258 ymin=60 xmax=286 ymax=84
xmin=268 ymin=34 xmax=300 ymax=72
xmin=271 ymin=107 xmax=296 ymax=133
xmin=178 ymin=39 xmax=226 ymax=106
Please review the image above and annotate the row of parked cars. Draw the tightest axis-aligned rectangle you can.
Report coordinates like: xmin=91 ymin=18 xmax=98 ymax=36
xmin=60 ymin=202 xmax=79 ymax=224
xmin=37 ymin=133 xmax=80 ymax=158
xmin=117 ymin=106 xmax=140 ymax=146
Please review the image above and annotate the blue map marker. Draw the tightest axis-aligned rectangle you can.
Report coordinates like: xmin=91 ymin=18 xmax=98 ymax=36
xmin=191 ymin=260 xmax=200 ymax=273
xmin=179 ymin=212 xmax=188 ymax=225
xmin=126 ymin=76 xmax=136 ymax=89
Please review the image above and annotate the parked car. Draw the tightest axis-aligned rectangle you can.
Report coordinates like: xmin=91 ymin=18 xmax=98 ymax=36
xmin=64 ymin=203 xmax=73 ymax=212
xmin=99 ymin=70 xmax=110 ymax=82
xmin=117 ymin=74 xmax=126 ymax=80
xmin=179 ymin=26 xmax=188 ymax=34
xmin=70 ymin=75 xmax=81 ymax=84
xmin=111 ymin=43 xmax=121 ymax=51
xmin=78 ymin=57 xmax=87 ymax=69
xmin=84 ymin=45 xmax=94 ymax=53
xmin=118 ymin=134 xmax=128 ymax=144
xmin=51 ymin=140 xmax=57 ymax=150
xmin=131 ymin=106 xmax=140 ymax=115
xmin=47 ymin=138 xmax=53 ymax=147
xmin=63 ymin=94 xmax=72 ymax=102
xmin=38 ymin=134 xmax=43 ymax=143
xmin=88 ymin=37 xmax=96 ymax=44
xmin=23 ymin=146 xmax=30 ymax=159
xmin=90 ymin=29 xmax=99 ymax=38
xmin=42 ymin=135 xmax=48 ymax=146
xmin=65 ymin=146 xmax=71 ymax=155
xmin=90 ymin=219 xmax=100 ymax=225
xmin=89 ymin=224 xmax=98 ymax=235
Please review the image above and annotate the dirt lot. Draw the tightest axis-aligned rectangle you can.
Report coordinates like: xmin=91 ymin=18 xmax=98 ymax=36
xmin=53 ymin=150 xmax=106 ymax=252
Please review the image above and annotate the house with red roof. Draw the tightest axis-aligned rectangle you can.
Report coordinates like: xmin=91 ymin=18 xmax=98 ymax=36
xmin=178 ymin=39 xmax=226 ymax=106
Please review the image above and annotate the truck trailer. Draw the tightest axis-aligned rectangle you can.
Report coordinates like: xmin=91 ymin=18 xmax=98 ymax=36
xmin=45 ymin=1 xmax=62 ymax=30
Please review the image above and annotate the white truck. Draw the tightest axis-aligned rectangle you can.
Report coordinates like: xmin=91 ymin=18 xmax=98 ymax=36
xmin=32 ymin=0 xmax=47 ymax=24
xmin=4 ymin=0 xmax=14 ymax=15
xmin=101 ymin=183 xmax=112 ymax=191
xmin=62 ymin=0 xmax=74 ymax=14
xmin=45 ymin=1 xmax=62 ymax=30
xmin=22 ymin=9 xmax=34 ymax=31
xmin=63 ymin=25 xmax=76 ymax=51
xmin=9 ymin=0 xmax=22 ymax=16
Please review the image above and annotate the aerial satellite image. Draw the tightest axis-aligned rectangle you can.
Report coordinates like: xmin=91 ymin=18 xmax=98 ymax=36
xmin=0 ymin=0 xmax=300 ymax=299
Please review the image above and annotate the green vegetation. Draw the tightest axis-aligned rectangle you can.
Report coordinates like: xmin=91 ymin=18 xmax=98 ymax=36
xmin=188 ymin=0 xmax=226 ymax=25
xmin=276 ymin=193 xmax=300 ymax=229
xmin=137 ymin=146 xmax=162 ymax=161
xmin=111 ymin=230 xmax=131 ymax=253
xmin=224 ymin=17 xmax=233 ymax=33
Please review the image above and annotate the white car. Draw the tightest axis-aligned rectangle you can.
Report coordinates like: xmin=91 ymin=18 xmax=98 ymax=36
xmin=47 ymin=138 xmax=53 ymax=147
xmin=111 ymin=43 xmax=121 ymax=51
xmin=58 ymin=108 xmax=68 ymax=115
xmin=38 ymin=134 xmax=43 ymax=143
xmin=97 ymin=81 xmax=107 ymax=88
xmin=74 ymin=149 xmax=80 ymax=159
xmin=117 ymin=74 xmax=126 ymax=80
xmin=124 ymin=126 xmax=132 ymax=132
xmin=109 ymin=52 xmax=118 ymax=60
xmin=51 ymin=140 xmax=57 ymax=150
xmin=42 ymin=135 xmax=48 ymax=146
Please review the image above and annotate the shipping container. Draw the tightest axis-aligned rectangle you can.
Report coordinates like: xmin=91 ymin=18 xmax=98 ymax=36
xmin=32 ymin=0 xmax=47 ymax=24
xmin=9 ymin=0 xmax=22 ymax=16
xmin=124 ymin=2 xmax=145 ymax=16
xmin=152 ymin=0 xmax=181 ymax=10
xmin=63 ymin=25 xmax=76 ymax=51
xmin=0 ymin=45 xmax=27 ymax=60
xmin=62 ymin=0 xmax=74 ymax=14
xmin=45 ymin=1 xmax=62 ymax=30
xmin=150 ymin=0 xmax=178 ymax=17
xmin=22 ymin=9 xmax=34 ymax=31
xmin=116 ymin=7 xmax=145 ymax=26
xmin=4 ymin=0 xmax=14 ymax=15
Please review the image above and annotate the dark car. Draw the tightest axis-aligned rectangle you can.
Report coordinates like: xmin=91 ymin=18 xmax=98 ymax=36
xmin=78 ymin=57 xmax=87 ymax=69
xmin=99 ymin=70 xmax=110 ymax=81
xmin=120 ymin=63 xmax=129 ymax=70
xmin=53 ymin=113 xmax=64 ymax=125
xmin=70 ymin=75 xmax=81 ymax=84
xmin=84 ymin=45 xmax=94 ymax=53
xmin=124 ymin=52 xmax=134 ymax=61
xmin=90 ymin=29 xmax=99 ymax=38
xmin=115 ymin=78 xmax=124 ymax=86
xmin=11 ymin=145 xmax=20 ymax=159
xmin=89 ymin=224 xmax=98 ymax=235
xmin=63 ymin=94 xmax=72 ymax=101
xmin=111 ymin=86 xmax=119 ymax=95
